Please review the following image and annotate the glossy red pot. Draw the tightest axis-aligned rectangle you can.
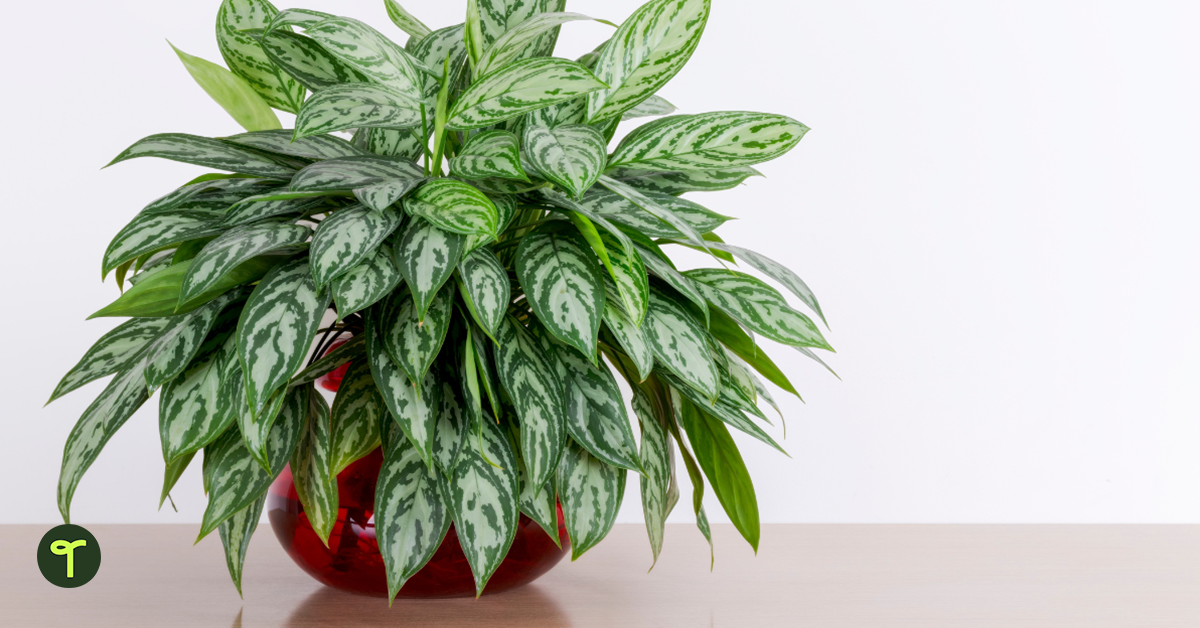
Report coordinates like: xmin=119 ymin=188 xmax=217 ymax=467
xmin=267 ymin=450 xmax=570 ymax=598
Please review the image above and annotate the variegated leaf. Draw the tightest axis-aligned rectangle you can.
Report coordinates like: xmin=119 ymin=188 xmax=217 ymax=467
xmin=365 ymin=311 xmax=439 ymax=471
xmin=696 ymin=242 xmax=827 ymax=327
xmin=220 ymin=193 xmax=332 ymax=227
xmin=438 ymin=413 xmax=518 ymax=597
xmin=602 ymin=299 xmax=653 ymax=382
xmin=475 ymin=0 xmax=544 ymax=47
xmin=331 ymin=248 xmax=402 ymax=318
xmin=446 ymin=58 xmax=607 ymax=131
xmin=259 ymin=27 xmax=370 ymax=92
xmin=597 ymin=231 xmax=649 ymax=326
xmin=462 ymin=176 xmax=544 ymax=196
xmin=48 ymin=318 xmax=172 ymax=404
xmin=449 ymin=130 xmax=527 ymax=181
xmin=58 ymin=363 xmax=151 ymax=523
xmin=635 ymin=243 xmax=708 ymax=321
xmin=494 ymin=316 xmax=566 ymax=490
xmin=662 ymin=371 xmax=785 ymax=455
xmin=586 ymin=0 xmax=710 ymax=122
xmin=385 ymin=0 xmax=433 ymax=40
xmin=517 ymin=454 xmax=560 ymax=546
xmin=141 ymin=177 xmax=275 ymax=216
xmin=291 ymin=387 xmax=337 ymax=545
xmin=433 ymin=369 xmax=467 ymax=476
xmin=469 ymin=324 xmax=504 ymax=421
xmin=457 ymin=248 xmax=510 ymax=337
xmin=218 ymin=492 xmax=266 ymax=597
xmin=522 ymin=124 xmax=606 ymax=200
xmin=291 ymin=334 xmax=365 ymax=387
xmin=199 ymin=385 xmax=307 ymax=540
xmin=310 ymin=204 xmax=404 ymax=287
xmin=103 ymin=211 xmax=224 ymax=278
xmin=158 ymin=312 xmax=240 ymax=466
xmin=394 ymin=218 xmax=466 ymax=319
xmin=381 ymin=284 xmax=453 ymax=386
xmin=644 ymin=288 xmax=719 ymax=401
xmin=606 ymin=165 xmax=761 ymax=195
xmin=474 ymin=12 xmax=594 ymax=79
xmin=579 ymin=189 xmax=730 ymax=239
xmin=707 ymin=306 xmax=801 ymax=400
xmin=144 ymin=290 xmax=243 ymax=390
xmin=622 ymin=94 xmax=677 ymax=121
xmin=216 ymin=0 xmax=306 ymax=113
xmin=305 ymin=16 xmax=428 ymax=102
xmin=685 ymin=269 xmax=831 ymax=350
xmin=557 ymin=439 xmax=627 ymax=560
xmin=464 ymin=193 xmax=517 ymax=252
xmin=555 ymin=344 xmax=641 ymax=472
xmin=180 ymin=222 xmax=311 ymax=306
xmin=514 ymin=230 xmax=605 ymax=359
xmin=404 ymin=180 xmax=499 ymax=236
xmin=526 ymin=97 xmax=587 ymax=128
xmin=171 ymin=43 xmax=282 ymax=133
xmin=291 ymin=156 xmax=425 ymax=212
xmin=410 ymin=24 xmax=467 ymax=78
xmin=237 ymin=258 xmax=329 ymax=415
xmin=329 ymin=360 xmax=384 ymax=475
xmin=238 ymin=383 xmax=289 ymax=473
xmin=360 ymin=127 xmax=426 ymax=161
xmin=376 ymin=419 xmax=449 ymax=601
xmin=223 ymin=130 xmax=364 ymax=161
xmin=597 ymin=175 xmax=710 ymax=253
xmin=294 ymin=84 xmax=422 ymax=139
xmin=107 ymin=134 xmax=297 ymax=180
xmin=631 ymin=385 xmax=672 ymax=567
xmin=608 ymin=111 xmax=808 ymax=171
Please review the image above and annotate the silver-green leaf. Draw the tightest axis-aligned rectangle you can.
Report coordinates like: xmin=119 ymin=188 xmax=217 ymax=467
xmin=331 ymin=249 xmax=402 ymax=318
xmin=107 ymin=133 xmax=297 ymax=180
xmin=555 ymin=345 xmax=642 ymax=472
xmin=310 ymin=204 xmax=404 ymax=288
xmin=294 ymin=84 xmax=422 ymax=139
xmin=404 ymin=180 xmax=499 ymax=236
xmin=216 ymin=0 xmax=306 ymax=113
xmin=365 ymin=310 xmax=440 ymax=472
xmin=685 ymin=269 xmax=831 ymax=350
xmin=449 ymin=130 xmax=528 ymax=182
xmin=493 ymin=316 xmax=566 ymax=491
xmin=608 ymin=111 xmax=808 ymax=171
xmin=393 ymin=217 xmax=466 ymax=319
xmin=514 ymin=230 xmax=605 ymax=359
xmin=557 ymin=439 xmax=627 ymax=560
xmin=380 ymin=284 xmax=454 ymax=386
xmin=522 ymin=124 xmax=606 ymax=200
xmin=447 ymin=58 xmax=607 ymax=131
xmin=290 ymin=386 xmax=337 ymax=545
xmin=644 ymin=288 xmax=720 ymax=402
xmin=457 ymin=248 xmax=510 ymax=337
xmin=218 ymin=492 xmax=267 ymax=597
xmin=180 ymin=222 xmax=311 ymax=306
xmin=329 ymin=360 xmax=384 ymax=475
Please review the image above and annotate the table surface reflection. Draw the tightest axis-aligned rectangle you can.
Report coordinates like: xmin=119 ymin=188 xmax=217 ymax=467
xmin=3 ymin=523 xmax=1198 ymax=627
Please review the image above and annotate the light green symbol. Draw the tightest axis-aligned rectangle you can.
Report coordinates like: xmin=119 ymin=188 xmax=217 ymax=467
xmin=50 ymin=539 xmax=87 ymax=578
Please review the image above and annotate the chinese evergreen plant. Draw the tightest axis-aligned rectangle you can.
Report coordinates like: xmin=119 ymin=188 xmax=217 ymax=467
xmin=48 ymin=0 xmax=835 ymax=600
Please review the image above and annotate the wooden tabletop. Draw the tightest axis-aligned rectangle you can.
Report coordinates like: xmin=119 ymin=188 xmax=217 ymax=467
xmin=2 ymin=524 xmax=1198 ymax=627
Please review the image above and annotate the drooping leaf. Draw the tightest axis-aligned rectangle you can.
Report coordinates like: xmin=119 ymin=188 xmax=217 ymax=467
xmin=446 ymin=58 xmax=607 ymax=131
xmin=586 ymin=0 xmax=710 ymax=122
xmin=557 ymin=439 xmax=627 ymax=560
xmin=517 ymin=453 xmax=560 ymax=547
xmin=309 ymin=204 xmax=404 ymax=287
xmin=433 ymin=368 xmax=468 ymax=476
xmin=384 ymin=0 xmax=433 ymax=40
xmin=597 ymin=175 xmax=713 ymax=256
xmin=643 ymin=288 xmax=719 ymax=402
xmin=294 ymin=84 xmax=423 ymax=139
xmin=606 ymin=165 xmax=762 ymax=195
xmin=329 ymin=360 xmax=384 ymax=475
xmin=144 ymin=290 xmax=245 ymax=390
xmin=456 ymin=248 xmax=510 ymax=337
xmin=685 ymin=269 xmax=831 ymax=350
xmin=596 ymin=232 xmax=649 ymax=327
xmin=608 ymin=111 xmax=808 ymax=171
xmin=493 ymin=316 xmax=566 ymax=491
xmin=601 ymin=300 xmax=653 ymax=382
xmin=706 ymin=307 xmax=801 ymax=400
xmin=633 ymin=243 xmax=708 ymax=323
xmin=631 ymin=385 xmax=672 ymax=567
xmin=103 ymin=211 xmax=224 ymax=279
xmin=179 ymin=222 xmax=311 ymax=306
xmin=449 ymin=130 xmax=527 ymax=181
xmin=696 ymin=242 xmax=827 ymax=328
xmin=365 ymin=310 xmax=439 ymax=471
xmin=290 ymin=334 xmax=365 ymax=387
xmin=170 ymin=42 xmax=282 ymax=132
xmin=290 ymin=386 xmax=337 ymax=545
xmin=474 ymin=12 xmax=595 ymax=79
xmin=107 ymin=134 xmax=297 ymax=180
xmin=579 ymin=189 xmax=730 ymax=239
xmin=515 ymin=230 xmax=605 ymax=359
xmin=291 ymin=156 xmax=426 ymax=212
xmin=661 ymin=371 xmax=786 ymax=455
xmin=393 ymin=218 xmax=466 ymax=319
xmin=554 ymin=343 xmax=642 ymax=472
xmin=331 ymin=248 xmax=402 ymax=318
xmin=237 ymin=381 xmax=292 ymax=473
xmin=381 ymin=284 xmax=454 ymax=386
xmin=160 ymin=451 xmax=195 ymax=509
xmin=48 ymin=318 xmax=172 ymax=404
xmin=223 ymin=129 xmax=364 ymax=161
xmin=404 ymin=180 xmax=499 ymax=236
xmin=159 ymin=314 xmax=240 ymax=466
xmin=522 ymin=124 xmax=606 ymax=200
xmin=216 ymin=0 xmax=306 ymax=113
xmin=218 ymin=491 xmax=266 ymax=597
xmin=236 ymin=258 xmax=329 ymax=416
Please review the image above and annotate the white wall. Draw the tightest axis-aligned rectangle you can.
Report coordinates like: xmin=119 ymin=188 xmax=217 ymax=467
xmin=3 ymin=0 xmax=1197 ymax=526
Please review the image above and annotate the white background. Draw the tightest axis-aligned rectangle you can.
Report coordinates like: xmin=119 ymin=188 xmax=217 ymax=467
xmin=2 ymin=0 xmax=1197 ymax=526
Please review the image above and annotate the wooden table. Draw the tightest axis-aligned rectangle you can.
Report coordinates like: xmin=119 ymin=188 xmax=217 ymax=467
xmin=2 ymin=524 xmax=1197 ymax=627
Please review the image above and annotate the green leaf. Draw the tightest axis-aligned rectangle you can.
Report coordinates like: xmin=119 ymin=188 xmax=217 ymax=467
xmin=631 ymin=385 xmax=672 ymax=567
xmin=384 ymin=0 xmax=433 ymax=40
xmin=107 ymin=133 xmax=297 ymax=180
xmin=259 ymin=28 xmax=369 ymax=92
xmin=290 ymin=386 xmax=337 ymax=546
xmin=376 ymin=419 xmax=449 ymax=602
xmin=586 ymin=0 xmax=710 ymax=122
xmin=305 ymin=16 xmax=429 ymax=102
xmin=291 ymin=156 xmax=426 ymax=212
xmin=457 ymin=248 xmax=510 ymax=337
xmin=464 ymin=0 xmax=485 ymax=66
xmin=622 ymin=94 xmax=677 ymax=121
xmin=223 ymin=129 xmax=364 ymax=161
xmin=596 ymin=175 xmax=713 ymax=256
xmin=236 ymin=258 xmax=330 ymax=416
xmin=606 ymin=165 xmax=762 ymax=195
xmin=685 ymin=269 xmax=831 ymax=350
xmin=294 ymin=84 xmax=423 ymax=139
xmin=493 ymin=316 xmax=566 ymax=491
xmin=394 ymin=218 xmax=466 ymax=319
xmin=141 ymin=177 xmax=274 ymax=217
xmin=527 ymin=97 xmax=587 ymax=128
xmin=474 ymin=12 xmax=595 ymax=79
xmin=103 ymin=211 xmax=224 ymax=279
xmin=328 ymin=360 xmax=384 ymax=475
xmin=331 ymin=248 xmax=402 ymax=318
xmin=643 ymin=288 xmax=719 ymax=402
xmin=365 ymin=309 xmax=440 ymax=472
xmin=216 ymin=0 xmax=306 ymax=113
xmin=237 ymin=383 xmax=290 ymax=474
xmin=697 ymin=242 xmax=827 ymax=328
xmin=609 ymin=111 xmax=808 ymax=171
xmin=464 ymin=193 xmax=518 ymax=252
xmin=90 ymin=257 xmax=281 ymax=319
xmin=405 ymin=180 xmax=499 ymax=236
xmin=179 ymin=222 xmax=311 ymax=306
xmin=437 ymin=413 xmax=519 ymax=597
xmin=672 ymin=388 xmax=760 ymax=552
xmin=144 ymin=292 xmax=244 ymax=391
xmin=381 ymin=284 xmax=454 ymax=386
xmin=517 ymin=454 xmax=560 ymax=547
xmin=291 ymin=334 xmax=365 ymax=387
xmin=433 ymin=369 xmax=468 ymax=476
xmin=357 ymin=127 xmax=427 ymax=162
xmin=706 ymin=307 xmax=801 ymax=399
xmin=579 ymin=189 xmax=731 ymax=239
xmin=597 ymin=231 xmax=649 ymax=327
xmin=219 ymin=193 xmax=333 ymax=228
xmin=661 ymin=371 xmax=785 ymax=455
xmin=48 ymin=318 xmax=172 ymax=404
xmin=160 ymin=451 xmax=195 ymax=509
xmin=170 ymin=42 xmax=282 ymax=132
xmin=446 ymin=58 xmax=607 ymax=131
xmin=634 ymin=243 xmax=708 ymax=323
xmin=522 ymin=124 xmax=606 ymax=200
xmin=158 ymin=313 xmax=241 ymax=466
xmin=218 ymin=492 xmax=266 ymax=597
xmin=515 ymin=230 xmax=605 ymax=359
xmin=310 ymin=204 xmax=404 ymax=287
xmin=557 ymin=439 xmax=627 ymax=560
xmin=601 ymin=300 xmax=653 ymax=382
xmin=199 ymin=385 xmax=307 ymax=540
xmin=449 ymin=130 xmax=527 ymax=182
xmin=58 ymin=364 xmax=151 ymax=523
xmin=554 ymin=343 xmax=642 ymax=472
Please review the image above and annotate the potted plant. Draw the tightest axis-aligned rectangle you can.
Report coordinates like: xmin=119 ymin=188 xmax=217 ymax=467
xmin=48 ymin=0 xmax=834 ymax=602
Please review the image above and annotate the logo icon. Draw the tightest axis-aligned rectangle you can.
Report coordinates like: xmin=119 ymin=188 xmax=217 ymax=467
xmin=37 ymin=524 xmax=101 ymax=588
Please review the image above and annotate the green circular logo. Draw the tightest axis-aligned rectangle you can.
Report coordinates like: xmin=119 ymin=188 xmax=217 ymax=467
xmin=37 ymin=524 xmax=101 ymax=588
